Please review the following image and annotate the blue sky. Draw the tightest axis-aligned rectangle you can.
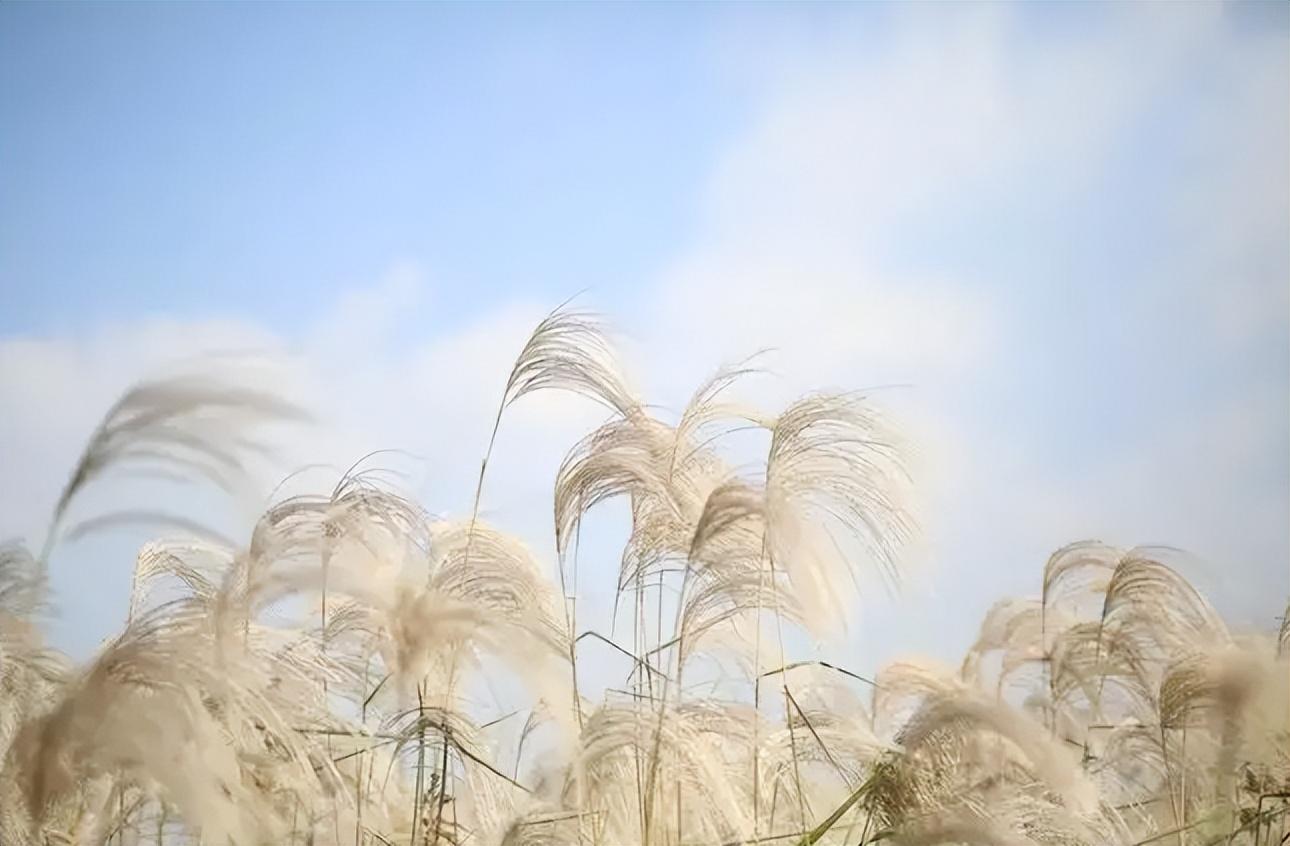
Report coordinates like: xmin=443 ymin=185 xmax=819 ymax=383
xmin=1 ymin=2 xmax=751 ymax=334
xmin=1 ymin=2 xmax=1287 ymax=667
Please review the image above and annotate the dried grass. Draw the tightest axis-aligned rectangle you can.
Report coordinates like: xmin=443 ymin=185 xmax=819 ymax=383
xmin=2 ymin=307 xmax=1285 ymax=846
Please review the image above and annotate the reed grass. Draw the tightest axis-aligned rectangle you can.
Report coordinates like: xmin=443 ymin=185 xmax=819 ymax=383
xmin=0 ymin=307 xmax=1285 ymax=846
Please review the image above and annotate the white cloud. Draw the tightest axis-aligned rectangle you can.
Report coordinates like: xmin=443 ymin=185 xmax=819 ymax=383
xmin=0 ymin=317 xmax=283 ymax=538
xmin=637 ymin=5 xmax=1236 ymax=407
xmin=0 ymin=284 xmax=615 ymax=654
xmin=628 ymin=2 xmax=1288 ymax=667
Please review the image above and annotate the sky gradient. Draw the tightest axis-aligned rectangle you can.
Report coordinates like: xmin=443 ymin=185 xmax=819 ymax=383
xmin=1 ymin=2 xmax=1287 ymax=669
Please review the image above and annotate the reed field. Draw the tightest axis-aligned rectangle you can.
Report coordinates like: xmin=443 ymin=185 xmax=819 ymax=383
xmin=1 ymin=307 xmax=1286 ymax=846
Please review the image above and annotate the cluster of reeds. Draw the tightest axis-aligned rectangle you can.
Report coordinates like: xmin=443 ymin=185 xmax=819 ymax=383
xmin=1 ymin=308 xmax=1285 ymax=845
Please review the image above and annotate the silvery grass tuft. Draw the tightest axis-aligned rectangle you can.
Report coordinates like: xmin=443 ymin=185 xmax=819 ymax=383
xmin=0 ymin=306 xmax=1285 ymax=845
